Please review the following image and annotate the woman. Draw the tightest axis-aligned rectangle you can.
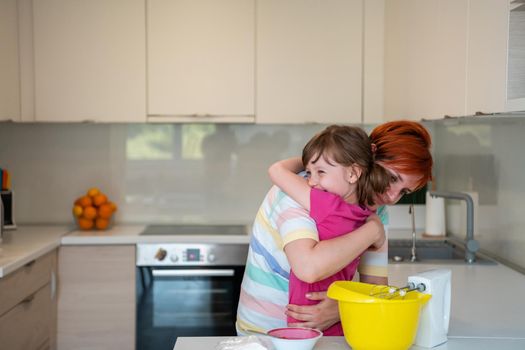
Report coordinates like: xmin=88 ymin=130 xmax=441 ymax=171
xmin=236 ymin=120 xmax=433 ymax=333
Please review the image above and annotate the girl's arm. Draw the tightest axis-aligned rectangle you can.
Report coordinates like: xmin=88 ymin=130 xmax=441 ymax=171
xmin=284 ymin=218 xmax=385 ymax=283
xmin=268 ymin=157 xmax=312 ymax=210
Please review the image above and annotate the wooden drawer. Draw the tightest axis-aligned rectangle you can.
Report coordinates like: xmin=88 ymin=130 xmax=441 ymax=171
xmin=0 ymin=251 xmax=56 ymax=317
xmin=0 ymin=283 xmax=53 ymax=350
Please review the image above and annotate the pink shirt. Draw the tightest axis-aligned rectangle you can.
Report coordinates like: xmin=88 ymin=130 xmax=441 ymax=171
xmin=288 ymin=188 xmax=373 ymax=335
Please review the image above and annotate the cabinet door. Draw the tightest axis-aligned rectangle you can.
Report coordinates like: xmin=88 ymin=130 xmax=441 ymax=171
xmin=384 ymin=0 xmax=469 ymax=120
xmin=256 ymin=0 xmax=363 ymax=124
xmin=466 ymin=0 xmax=508 ymax=115
xmin=0 ymin=0 xmax=20 ymax=121
xmin=57 ymin=245 xmax=135 ymax=350
xmin=33 ymin=0 xmax=146 ymax=122
xmin=147 ymin=0 xmax=255 ymax=122
xmin=0 ymin=284 xmax=53 ymax=350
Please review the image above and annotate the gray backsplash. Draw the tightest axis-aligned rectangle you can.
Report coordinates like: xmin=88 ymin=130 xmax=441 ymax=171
xmin=430 ymin=114 xmax=525 ymax=269
xmin=1 ymin=117 xmax=523 ymax=269
xmin=0 ymin=123 xmax=358 ymax=225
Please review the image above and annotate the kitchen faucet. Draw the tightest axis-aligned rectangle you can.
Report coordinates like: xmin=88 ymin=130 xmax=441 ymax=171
xmin=409 ymin=204 xmax=417 ymax=262
xmin=429 ymin=191 xmax=480 ymax=263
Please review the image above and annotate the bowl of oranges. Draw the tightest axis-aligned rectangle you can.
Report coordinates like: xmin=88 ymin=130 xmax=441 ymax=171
xmin=72 ymin=188 xmax=117 ymax=230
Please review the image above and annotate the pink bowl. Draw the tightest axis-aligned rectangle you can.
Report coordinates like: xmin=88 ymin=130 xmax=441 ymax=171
xmin=267 ymin=327 xmax=322 ymax=340
xmin=266 ymin=327 xmax=323 ymax=350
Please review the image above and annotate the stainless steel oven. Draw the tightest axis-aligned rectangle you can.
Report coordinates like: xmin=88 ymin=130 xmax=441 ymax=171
xmin=136 ymin=225 xmax=248 ymax=350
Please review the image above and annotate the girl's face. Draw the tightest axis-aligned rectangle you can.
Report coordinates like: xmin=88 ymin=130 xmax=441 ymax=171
xmin=373 ymin=164 xmax=421 ymax=206
xmin=305 ymin=154 xmax=358 ymax=203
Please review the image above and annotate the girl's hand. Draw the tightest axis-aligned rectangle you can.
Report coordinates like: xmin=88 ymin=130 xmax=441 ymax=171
xmin=285 ymin=292 xmax=340 ymax=331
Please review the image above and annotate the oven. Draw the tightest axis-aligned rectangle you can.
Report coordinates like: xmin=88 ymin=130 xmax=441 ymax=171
xmin=136 ymin=225 xmax=249 ymax=350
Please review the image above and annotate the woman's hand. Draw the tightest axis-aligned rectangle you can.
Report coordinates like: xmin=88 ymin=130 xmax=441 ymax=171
xmin=285 ymin=292 xmax=340 ymax=331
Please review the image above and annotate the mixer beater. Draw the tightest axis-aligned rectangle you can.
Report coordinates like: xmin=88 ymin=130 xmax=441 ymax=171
xmin=370 ymin=282 xmax=426 ymax=300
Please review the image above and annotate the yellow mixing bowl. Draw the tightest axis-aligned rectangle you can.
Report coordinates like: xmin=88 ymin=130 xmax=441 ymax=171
xmin=327 ymin=281 xmax=431 ymax=350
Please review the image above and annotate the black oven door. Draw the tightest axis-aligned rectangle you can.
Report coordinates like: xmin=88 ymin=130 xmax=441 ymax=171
xmin=137 ymin=265 xmax=244 ymax=350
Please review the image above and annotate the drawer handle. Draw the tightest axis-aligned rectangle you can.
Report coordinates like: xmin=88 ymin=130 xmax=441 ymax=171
xmin=22 ymin=294 xmax=35 ymax=304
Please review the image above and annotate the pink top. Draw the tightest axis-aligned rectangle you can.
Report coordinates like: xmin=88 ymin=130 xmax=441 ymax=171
xmin=288 ymin=188 xmax=373 ymax=335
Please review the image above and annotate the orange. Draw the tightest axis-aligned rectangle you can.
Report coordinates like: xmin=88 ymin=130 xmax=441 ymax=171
xmin=92 ymin=193 xmax=108 ymax=207
xmin=83 ymin=206 xmax=97 ymax=220
xmin=97 ymin=203 xmax=113 ymax=219
xmin=77 ymin=195 xmax=93 ymax=208
xmin=87 ymin=187 xmax=100 ymax=197
xmin=108 ymin=201 xmax=118 ymax=212
xmin=95 ymin=218 xmax=110 ymax=230
xmin=77 ymin=217 xmax=94 ymax=230
xmin=72 ymin=205 xmax=83 ymax=217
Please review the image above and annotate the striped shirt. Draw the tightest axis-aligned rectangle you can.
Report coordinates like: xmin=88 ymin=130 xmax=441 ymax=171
xmin=236 ymin=186 xmax=388 ymax=333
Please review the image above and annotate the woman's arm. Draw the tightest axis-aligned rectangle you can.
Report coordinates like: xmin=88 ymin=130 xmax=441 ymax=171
xmin=268 ymin=157 xmax=311 ymax=210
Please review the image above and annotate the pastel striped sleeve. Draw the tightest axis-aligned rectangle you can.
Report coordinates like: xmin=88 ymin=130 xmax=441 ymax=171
xmin=358 ymin=206 xmax=389 ymax=278
xmin=272 ymin=189 xmax=319 ymax=247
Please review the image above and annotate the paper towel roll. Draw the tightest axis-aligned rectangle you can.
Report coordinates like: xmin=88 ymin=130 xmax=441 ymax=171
xmin=425 ymin=192 xmax=446 ymax=237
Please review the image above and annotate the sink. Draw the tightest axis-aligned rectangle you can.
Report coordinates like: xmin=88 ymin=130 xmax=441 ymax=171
xmin=388 ymin=239 xmax=496 ymax=265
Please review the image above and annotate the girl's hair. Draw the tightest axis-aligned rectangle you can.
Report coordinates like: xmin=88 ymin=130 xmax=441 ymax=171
xmin=302 ymin=125 xmax=390 ymax=206
xmin=370 ymin=120 xmax=433 ymax=190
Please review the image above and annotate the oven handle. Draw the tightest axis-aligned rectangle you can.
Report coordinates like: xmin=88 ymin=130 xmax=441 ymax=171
xmin=151 ymin=269 xmax=235 ymax=277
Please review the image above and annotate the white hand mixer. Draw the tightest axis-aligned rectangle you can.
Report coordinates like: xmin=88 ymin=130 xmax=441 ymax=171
xmin=370 ymin=268 xmax=452 ymax=348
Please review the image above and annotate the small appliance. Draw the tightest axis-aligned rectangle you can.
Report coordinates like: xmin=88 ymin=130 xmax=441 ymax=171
xmin=408 ymin=269 xmax=452 ymax=348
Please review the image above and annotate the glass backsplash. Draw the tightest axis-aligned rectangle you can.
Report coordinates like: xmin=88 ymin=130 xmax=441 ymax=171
xmin=429 ymin=114 xmax=525 ymax=269
xmin=1 ymin=117 xmax=523 ymax=269
xmin=0 ymin=122 xmax=367 ymax=225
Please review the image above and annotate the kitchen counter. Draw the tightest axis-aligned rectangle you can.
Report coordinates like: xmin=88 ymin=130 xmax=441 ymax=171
xmin=0 ymin=225 xmax=70 ymax=277
xmin=2 ymin=225 xmax=525 ymax=340
xmin=174 ymin=336 xmax=525 ymax=350
xmin=388 ymin=263 xmax=525 ymax=338
xmin=61 ymin=224 xmax=252 ymax=245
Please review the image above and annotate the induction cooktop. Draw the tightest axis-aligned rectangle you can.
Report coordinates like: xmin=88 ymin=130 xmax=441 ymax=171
xmin=140 ymin=224 xmax=250 ymax=236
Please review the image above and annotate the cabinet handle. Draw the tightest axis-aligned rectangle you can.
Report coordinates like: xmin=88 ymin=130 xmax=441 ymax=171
xmin=51 ymin=270 xmax=57 ymax=301
xmin=22 ymin=294 xmax=35 ymax=304
xmin=152 ymin=269 xmax=235 ymax=277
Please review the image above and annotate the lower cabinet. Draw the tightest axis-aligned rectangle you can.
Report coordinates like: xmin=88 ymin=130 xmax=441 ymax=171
xmin=57 ymin=245 xmax=136 ymax=350
xmin=0 ymin=250 xmax=58 ymax=350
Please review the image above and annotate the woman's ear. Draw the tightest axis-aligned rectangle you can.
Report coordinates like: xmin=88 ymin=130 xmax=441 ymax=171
xmin=347 ymin=165 xmax=363 ymax=184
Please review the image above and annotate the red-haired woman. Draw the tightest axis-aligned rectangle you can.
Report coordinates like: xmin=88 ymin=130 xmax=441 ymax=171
xmin=237 ymin=120 xmax=433 ymax=334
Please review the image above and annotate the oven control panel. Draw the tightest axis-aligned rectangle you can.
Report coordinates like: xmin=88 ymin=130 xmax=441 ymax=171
xmin=136 ymin=243 xmax=248 ymax=266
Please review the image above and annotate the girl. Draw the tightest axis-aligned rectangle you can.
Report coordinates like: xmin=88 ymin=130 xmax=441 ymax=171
xmin=268 ymin=125 xmax=391 ymax=335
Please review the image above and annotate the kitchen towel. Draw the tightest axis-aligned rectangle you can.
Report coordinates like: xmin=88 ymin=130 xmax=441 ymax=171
xmin=424 ymin=191 xmax=446 ymax=237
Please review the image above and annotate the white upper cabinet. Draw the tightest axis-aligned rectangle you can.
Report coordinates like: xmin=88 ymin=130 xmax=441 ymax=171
xmin=507 ymin=0 xmax=525 ymax=111
xmin=147 ymin=0 xmax=255 ymax=123
xmin=32 ymin=0 xmax=146 ymax=122
xmin=384 ymin=0 xmax=469 ymax=120
xmin=384 ymin=0 xmax=511 ymax=121
xmin=0 ymin=0 xmax=20 ymax=121
xmin=256 ymin=0 xmax=363 ymax=124
xmin=466 ymin=0 xmax=508 ymax=115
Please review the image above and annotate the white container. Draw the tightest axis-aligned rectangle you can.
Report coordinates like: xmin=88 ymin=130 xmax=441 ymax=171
xmin=408 ymin=269 xmax=451 ymax=348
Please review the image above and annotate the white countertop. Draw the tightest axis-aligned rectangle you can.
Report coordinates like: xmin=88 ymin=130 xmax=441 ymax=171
xmin=387 ymin=262 xmax=525 ymax=339
xmin=61 ymin=224 xmax=252 ymax=245
xmin=0 ymin=225 xmax=71 ymax=277
xmin=174 ymin=336 xmax=525 ymax=350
